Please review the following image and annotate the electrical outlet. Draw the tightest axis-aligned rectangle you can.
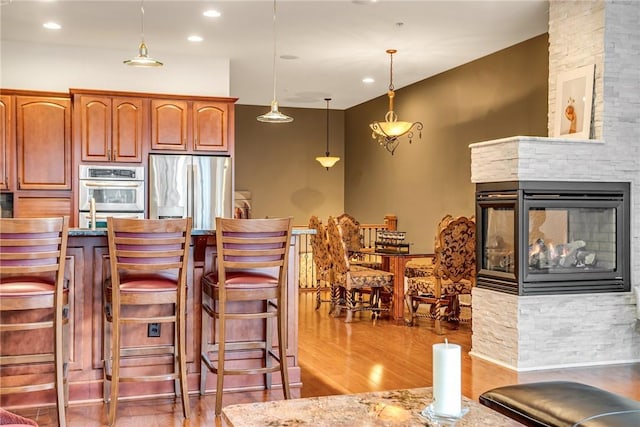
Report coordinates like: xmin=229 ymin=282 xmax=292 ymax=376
xmin=148 ymin=323 xmax=161 ymax=337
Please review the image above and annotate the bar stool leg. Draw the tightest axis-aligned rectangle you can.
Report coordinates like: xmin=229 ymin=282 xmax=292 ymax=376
xmin=102 ymin=303 xmax=111 ymax=404
xmin=199 ymin=305 xmax=209 ymax=395
xmin=178 ymin=298 xmax=190 ymax=418
xmin=277 ymin=299 xmax=291 ymax=400
xmin=265 ymin=300 xmax=273 ymax=390
xmin=108 ymin=305 xmax=121 ymax=426
xmin=55 ymin=304 xmax=67 ymax=426
xmin=215 ymin=301 xmax=226 ymax=415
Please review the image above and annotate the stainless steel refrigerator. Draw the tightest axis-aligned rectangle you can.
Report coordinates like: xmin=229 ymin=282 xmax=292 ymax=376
xmin=148 ymin=154 xmax=232 ymax=229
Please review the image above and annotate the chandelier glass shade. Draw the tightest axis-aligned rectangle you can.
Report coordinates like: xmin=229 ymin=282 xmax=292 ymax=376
xmin=257 ymin=0 xmax=293 ymax=123
xmin=315 ymin=98 xmax=340 ymax=169
xmin=123 ymin=1 xmax=163 ymax=67
xmin=369 ymin=49 xmax=422 ymax=155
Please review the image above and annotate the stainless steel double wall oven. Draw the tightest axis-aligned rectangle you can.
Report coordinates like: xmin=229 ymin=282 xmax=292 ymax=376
xmin=78 ymin=164 xmax=145 ymax=228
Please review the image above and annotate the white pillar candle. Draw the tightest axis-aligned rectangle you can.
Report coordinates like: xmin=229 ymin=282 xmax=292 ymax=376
xmin=432 ymin=339 xmax=461 ymax=416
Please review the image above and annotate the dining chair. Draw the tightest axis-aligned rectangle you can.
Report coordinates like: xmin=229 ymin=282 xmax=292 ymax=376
xmin=103 ymin=217 xmax=191 ymax=426
xmin=200 ymin=217 xmax=293 ymax=415
xmin=337 ymin=213 xmax=382 ymax=270
xmin=405 ymin=215 xmax=476 ymax=334
xmin=327 ymin=216 xmax=394 ymax=322
xmin=308 ymin=216 xmax=334 ymax=310
xmin=0 ymin=216 xmax=70 ymax=427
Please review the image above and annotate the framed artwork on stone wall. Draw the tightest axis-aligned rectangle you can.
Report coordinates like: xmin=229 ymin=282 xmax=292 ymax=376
xmin=554 ymin=64 xmax=595 ymax=139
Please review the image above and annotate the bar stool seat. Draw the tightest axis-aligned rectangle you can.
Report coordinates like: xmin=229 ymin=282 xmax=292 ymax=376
xmin=1 ymin=279 xmax=58 ymax=294
xmin=0 ymin=216 xmax=70 ymax=427
xmin=204 ymin=271 xmax=279 ymax=288
xmin=0 ymin=407 xmax=38 ymax=426
xmin=106 ymin=275 xmax=178 ymax=292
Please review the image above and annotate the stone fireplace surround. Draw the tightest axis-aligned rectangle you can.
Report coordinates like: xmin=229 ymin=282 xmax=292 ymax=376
xmin=465 ymin=1 xmax=640 ymax=372
xmin=469 ymin=136 xmax=639 ymax=371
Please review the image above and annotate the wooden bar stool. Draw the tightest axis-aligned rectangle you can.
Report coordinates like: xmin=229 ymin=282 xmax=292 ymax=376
xmin=200 ymin=217 xmax=293 ymax=415
xmin=103 ymin=217 xmax=191 ymax=426
xmin=0 ymin=216 xmax=70 ymax=427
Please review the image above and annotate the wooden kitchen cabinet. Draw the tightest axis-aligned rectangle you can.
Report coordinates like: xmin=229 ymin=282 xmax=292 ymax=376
xmin=14 ymin=196 xmax=72 ymax=218
xmin=76 ymin=94 xmax=144 ymax=163
xmin=151 ymin=97 xmax=234 ymax=153
xmin=150 ymin=99 xmax=189 ymax=151
xmin=15 ymin=95 xmax=71 ymax=190
xmin=192 ymin=100 xmax=230 ymax=152
xmin=0 ymin=95 xmax=14 ymax=191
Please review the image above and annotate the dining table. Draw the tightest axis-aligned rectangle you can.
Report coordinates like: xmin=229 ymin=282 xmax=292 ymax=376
xmin=359 ymin=250 xmax=434 ymax=321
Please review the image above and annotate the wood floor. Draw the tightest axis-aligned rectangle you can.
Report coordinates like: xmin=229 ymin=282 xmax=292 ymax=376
xmin=9 ymin=290 xmax=640 ymax=426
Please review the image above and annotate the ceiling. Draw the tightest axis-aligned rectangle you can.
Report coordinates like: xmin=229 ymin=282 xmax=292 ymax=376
xmin=0 ymin=0 xmax=549 ymax=110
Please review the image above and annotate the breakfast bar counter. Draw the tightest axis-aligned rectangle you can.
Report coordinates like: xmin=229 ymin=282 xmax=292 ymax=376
xmin=1 ymin=227 xmax=312 ymax=409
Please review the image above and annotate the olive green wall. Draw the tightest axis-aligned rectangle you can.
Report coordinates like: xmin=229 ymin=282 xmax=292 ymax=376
xmin=234 ymin=35 xmax=548 ymax=244
xmin=234 ymin=105 xmax=345 ymax=224
xmin=345 ymin=34 xmax=549 ymax=252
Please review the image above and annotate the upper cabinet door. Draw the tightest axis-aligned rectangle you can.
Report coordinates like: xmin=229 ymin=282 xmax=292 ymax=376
xmin=192 ymin=101 xmax=229 ymax=152
xmin=151 ymin=99 xmax=188 ymax=151
xmin=79 ymin=95 xmax=111 ymax=162
xmin=112 ymin=97 xmax=143 ymax=163
xmin=0 ymin=95 xmax=13 ymax=191
xmin=16 ymin=96 xmax=71 ymax=190
xmin=78 ymin=95 xmax=143 ymax=163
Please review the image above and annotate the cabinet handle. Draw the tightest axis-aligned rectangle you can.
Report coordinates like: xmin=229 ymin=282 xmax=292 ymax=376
xmin=17 ymin=177 xmax=21 ymax=189
xmin=107 ymin=149 xmax=111 ymax=161
xmin=112 ymin=149 xmax=117 ymax=161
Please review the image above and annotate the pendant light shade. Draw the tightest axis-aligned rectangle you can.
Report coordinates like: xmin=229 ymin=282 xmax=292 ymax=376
xmin=124 ymin=1 xmax=163 ymax=67
xmin=257 ymin=100 xmax=293 ymax=123
xmin=257 ymin=0 xmax=293 ymax=123
xmin=369 ymin=49 xmax=422 ymax=155
xmin=315 ymin=98 xmax=340 ymax=170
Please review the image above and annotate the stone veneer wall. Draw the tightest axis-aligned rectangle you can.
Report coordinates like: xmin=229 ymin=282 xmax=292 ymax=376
xmin=468 ymin=1 xmax=640 ymax=371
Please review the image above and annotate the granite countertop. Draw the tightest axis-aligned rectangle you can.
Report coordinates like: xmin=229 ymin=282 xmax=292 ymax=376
xmin=222 ymin=387 xmax=522 ymax=426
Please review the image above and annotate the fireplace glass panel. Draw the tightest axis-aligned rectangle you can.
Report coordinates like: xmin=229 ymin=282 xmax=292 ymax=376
xmin=483 ymin=206 xmax=515 ymax=274
xmin=528 ymin=206 xmax=616 ymax=274
xmin=476 ymin=181 xmax=629 ymax=295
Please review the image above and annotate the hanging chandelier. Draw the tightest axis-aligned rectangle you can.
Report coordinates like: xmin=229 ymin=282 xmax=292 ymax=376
xmin=369 ymin=49 xmax=422 ymax=155
xmin=123 ymin=1 xmax=163 ymax=67
xmin=257 ymin=0 xmax=293 ymax=123
xmin=315 ymin=98 xmax=340 ymax=170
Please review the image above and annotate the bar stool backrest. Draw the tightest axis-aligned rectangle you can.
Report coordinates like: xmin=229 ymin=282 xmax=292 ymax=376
xmin=215 ymin=217 xmax=293 ymax=285
xmin=0 ymin=216 xmax=69 ymax=306
xmin=107 ymin=217 xmax=191 ymax=286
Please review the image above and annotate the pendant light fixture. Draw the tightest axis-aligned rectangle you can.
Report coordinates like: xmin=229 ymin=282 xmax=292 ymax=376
xmin=315 ymin=98 xmax=340 ymax=170
xmin=369 ymin=49 xmax=422 ymax=155
xmin=123 ymin=1 xmax=163 ymax=67
xmin=257 ymin=0 xmax=293 ymax=123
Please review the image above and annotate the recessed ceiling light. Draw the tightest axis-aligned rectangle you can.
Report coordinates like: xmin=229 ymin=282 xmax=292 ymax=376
xmin=188 ymin=35 xmax=203 ymax=42
xmin=203 ymin=9 xmax=221 ymax=18
xmin=43 ymin=22 xmax=61 ymax=30
xmin=362 ymin=77 xmax=375 ymax=84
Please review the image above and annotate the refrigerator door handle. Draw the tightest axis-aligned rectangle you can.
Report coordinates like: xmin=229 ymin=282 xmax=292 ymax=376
xmin=187 ymin=163 xmax=194 ymax=222
xmin=191 ymin=162 xmax=201 ymax=228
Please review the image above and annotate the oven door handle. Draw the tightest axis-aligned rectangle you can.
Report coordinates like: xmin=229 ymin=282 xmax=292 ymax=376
xmin=83 ymin=182 xmax=141 ymax=188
